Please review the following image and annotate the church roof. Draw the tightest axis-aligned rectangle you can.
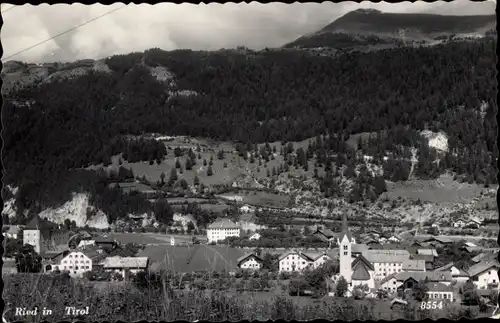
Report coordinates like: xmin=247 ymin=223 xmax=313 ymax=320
xmin=351 ymin=261 xmax=371 ymax=280
xmin=352 ymin=254 xmax=374 ymax=271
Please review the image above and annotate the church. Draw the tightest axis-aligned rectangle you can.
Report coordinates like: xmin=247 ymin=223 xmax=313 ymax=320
xmin=334 ymin=213 xmax=375 ymax=293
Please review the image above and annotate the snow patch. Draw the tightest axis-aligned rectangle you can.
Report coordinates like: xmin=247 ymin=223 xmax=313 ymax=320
xmin=420 ymin=130 xmax=448 ymax=152
xmin=38 ymin=193 xmax=109 ymax=229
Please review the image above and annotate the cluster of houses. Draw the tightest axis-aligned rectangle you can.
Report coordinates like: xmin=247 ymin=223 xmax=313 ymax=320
xmin=3 ymin=213 xmax=499 ymax=304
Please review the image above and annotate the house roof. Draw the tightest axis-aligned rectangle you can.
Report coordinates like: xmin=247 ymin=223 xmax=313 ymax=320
xmin=138 ymin=245 xmax=247 ymax=273
xmin=237 ymin=253 xmax=263 ymax=264
xmin=367 ymin=243 xmax=407 ymax=251
xmin=351 ymin=244 xmax=368 ymax=254
xmin=423 ymin=236 xmax=453 ymax=244
xmin=471 ymin=251 xmax=497 ymax=263
xmin=394 ymin=271 xmax=453 ymax=283
xmin=417 ymin=249 xmax=438 ymax=257
xmin=208 ymin=218 xmax=240 ymax=229
xmin=468 ymin=260 xmax=499 ymax=278
xmin=411 ymin=254 xmax=434 ymax=262
xmin=109 ymin=182 xmax=157 ymax=194
xmin=314 ymin=228 xmax=336 ymax=238
xmin=25 ymin=215 xmax=57 ymax=233
xmin=102 ymin=256 xmax=149 ymax=269
xmin=427 ymin=282 xmax=453 ymax=292
xmin=352 ymin=254 xmax=374 ymax=271
xmin=434 ymin=262 xmax=455 ymax=272
xmin=364 ymin=250 xmax=410 ymax=263
xmin=402 ymin=259 xmax=426 ymax=271
xmin=352 ymin=261 xmax=371 ymax=281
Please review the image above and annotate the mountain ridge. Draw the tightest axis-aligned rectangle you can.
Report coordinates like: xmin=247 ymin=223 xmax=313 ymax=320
xmin=284 ymin=8 xmax=496 ymax=49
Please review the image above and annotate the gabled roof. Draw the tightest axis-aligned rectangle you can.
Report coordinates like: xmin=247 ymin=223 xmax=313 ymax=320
xmin=411 ymin=254 xmax=435 ymax=262
xmin=423 ymin=236 xmax=453 ymax=244
xmin=208 ymin=218 xmax=240 ymax=229
xmin=352 ymin=254 xmax=374 ymax=271
xmin=417 ymin=249 xmax=438 ymax=257
xmin=380 ymin=272 xmax=398 ymax=285
xmin=468 ymin=260 xmax=499 ymax=278
xmin=138 ymin=245 xmax=246 ymax=273
xmin=394 ymin=271 xmax=452 ymax=283
xmin=314 ymin=228 xmax=336 ymax=238
xmin=25 ymin=215 xmax=57 ymax=232
xmin=364 ymin=249 xmax=410 ymax=263
xmin=102 ymin=256 xmax=149 ymax=269
xmin=237 ymin=253 xmax=263 ymax=264
xmin=352 ymin=261 xmax=371 ymax=281
xmin=351 ymin=244 xmax=368 ymax=254
xmin=402 ymin=259 xmax=426 ymax=271
xmin=434 ymin=262 xmax=455 ymax=272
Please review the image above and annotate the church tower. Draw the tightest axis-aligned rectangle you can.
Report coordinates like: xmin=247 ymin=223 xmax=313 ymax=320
xmin=170 ymin=236 xmax=175 ymax=246
xmin=338 ymin=213 xmax=353 ymax=283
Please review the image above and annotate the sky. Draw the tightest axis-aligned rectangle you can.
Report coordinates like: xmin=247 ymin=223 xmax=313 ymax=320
xmin=1 ymin=1 xmax=497 ymax=63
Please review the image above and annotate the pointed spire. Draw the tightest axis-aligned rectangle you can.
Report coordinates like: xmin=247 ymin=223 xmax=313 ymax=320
xmin=342 ymin=213 xmax=348 ymax=232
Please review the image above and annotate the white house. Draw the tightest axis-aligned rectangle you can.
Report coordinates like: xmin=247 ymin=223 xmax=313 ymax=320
xmin=453 ymin=219 xmax=467 ymax=228
xmin=249 ymin=233 xmax=261 ymax=241
xmin=237 ymin=253 xmax=263 ymax=270
xmin=45 ymin=251 xmax=93 ymax=277
xmin=434 ymin=263 xmax=470 ymax=283
xmin=77 ymin=240 xmax=96 ymax=248
xmin=239 ymin=205 xmax=255 ymax=213
xmin=102 ymin=256 xmax=149 ymax=279
xmin=363 ymin=249 xmax=410 ymax=280
xmin=207 ymin=218 xmax=241 ymax=243
xmin=426 ymin=282 xmax=454 ymax=303
xmin=278 ymin=250 xmax=313 ymax=272
xmin=468 ymin=261 xmax=499 ymax=290
xmin=380 ymin=271 xmax=453 ymax=294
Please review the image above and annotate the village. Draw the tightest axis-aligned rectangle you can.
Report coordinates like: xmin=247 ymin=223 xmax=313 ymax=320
xmin=3 ymin=208 xmax=498 ymax=315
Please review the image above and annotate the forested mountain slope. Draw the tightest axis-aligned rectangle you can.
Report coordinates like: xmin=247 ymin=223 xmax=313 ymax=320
xmin=2 ymin=38 xmax=497 ymax=224
xmin=284 ymin=9 xmax=496 ymax=49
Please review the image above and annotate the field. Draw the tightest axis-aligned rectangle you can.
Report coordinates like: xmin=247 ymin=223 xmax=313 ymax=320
xmin=3 ymin=274 xmax=483 ymax=322
xmin=218 ymin=190 xmax=290 ymax=208
xmin=102 ymin=232 xmax=201 ymax=245
xmin=384 ymin=174 xmax=495 ymax=205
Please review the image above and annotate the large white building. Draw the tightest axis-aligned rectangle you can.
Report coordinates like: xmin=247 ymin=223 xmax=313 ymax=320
xmin=207 ymin=218 xmax=241 ymax=243
xmin=23 ymin=216 xmax=70 ymax=254
xmin=45 ymin=251 xmax=93 ymax=277
xmin=278 ymin=250 xmax=333 ymax=272
xmin=362 ymin=249 xmax=411 ymax=280
xmin=434 ymin=262 xmax=470 ymax=283
xmin=468 ymin=260 xmax=499 ymax=290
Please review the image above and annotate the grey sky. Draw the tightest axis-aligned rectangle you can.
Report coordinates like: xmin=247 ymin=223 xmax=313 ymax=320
xmin=1 ymin=1 xmax=496 ymax=63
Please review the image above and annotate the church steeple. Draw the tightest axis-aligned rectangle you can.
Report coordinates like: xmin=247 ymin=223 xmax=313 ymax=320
xmin=339 ymin=213 xmax=353 ymax=243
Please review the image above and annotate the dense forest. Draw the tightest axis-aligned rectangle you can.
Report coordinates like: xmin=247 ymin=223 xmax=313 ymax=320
xmin=2 ymin=38 xmax=497 ymax=215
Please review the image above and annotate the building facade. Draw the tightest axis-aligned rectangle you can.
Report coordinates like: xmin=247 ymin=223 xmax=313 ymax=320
xmin=207 ymin=218 xmax=241 ymax=243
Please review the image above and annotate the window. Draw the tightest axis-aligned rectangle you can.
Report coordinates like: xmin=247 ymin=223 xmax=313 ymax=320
xmin=75 ymin=266 xmax=79 ymax=270
xmin=343 ymin=252 xmax=347 ymax=256
xmin=343 ymin=245 xmax=348 ymax=250
xmin=434 ymin=294 xmax=438 ymax=298
xmin=69 ymin=266 xmax=73 ymax=269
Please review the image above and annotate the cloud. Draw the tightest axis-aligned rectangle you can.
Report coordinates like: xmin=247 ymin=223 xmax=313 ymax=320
xmin=1 ymin=1 xmax=496 ymax=63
